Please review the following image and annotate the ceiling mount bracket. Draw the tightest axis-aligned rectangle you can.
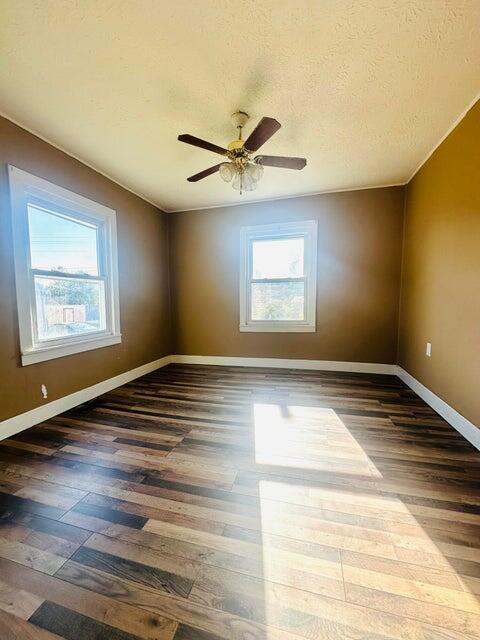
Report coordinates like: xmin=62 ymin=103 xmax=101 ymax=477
xmin=231 ymin=111 xmax=249 ymax=130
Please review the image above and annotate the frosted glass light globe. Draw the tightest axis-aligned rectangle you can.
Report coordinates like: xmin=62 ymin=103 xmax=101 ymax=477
xmin=219 ymin=162 xmax=236 ymax=182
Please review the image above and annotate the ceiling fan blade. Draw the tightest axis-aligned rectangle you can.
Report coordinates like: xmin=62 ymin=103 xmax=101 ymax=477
xmin=187 ymin=163 xmax=223 ymax=182
xmin=244 ymin=117 xmax=281 ymax=152
xmin=178 ymin=134 xmax=227 ymax=156
xmin=255 ymin=155 xmax=307 ymax=170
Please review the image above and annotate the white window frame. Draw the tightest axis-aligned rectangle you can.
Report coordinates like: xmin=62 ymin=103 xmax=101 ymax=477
xmin=239 ymin=220 xmax=317 ymax=333
xmin=8 ymin=166 xmax=121 ymax=366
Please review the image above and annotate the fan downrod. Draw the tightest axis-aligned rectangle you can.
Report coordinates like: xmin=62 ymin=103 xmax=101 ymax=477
xmin=228 ymin=111 xmax=249 ymax=151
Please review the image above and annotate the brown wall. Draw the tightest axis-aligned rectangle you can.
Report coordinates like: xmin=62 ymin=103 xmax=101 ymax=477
xmin=0 ymin=116 xmax=172 ymax=421
xmin=398 ymin=101 xmax=480 ymax=426
xmin=169 ymin=187 xmax=405 ymax=363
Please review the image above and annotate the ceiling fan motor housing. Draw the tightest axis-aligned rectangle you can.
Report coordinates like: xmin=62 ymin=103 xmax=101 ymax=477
xmin=227 ymin=140 xmax=246 ymax=152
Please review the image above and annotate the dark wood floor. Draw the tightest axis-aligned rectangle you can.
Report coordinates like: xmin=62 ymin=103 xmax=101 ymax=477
xmin=0 ymin=364 xmax=479 ymax=639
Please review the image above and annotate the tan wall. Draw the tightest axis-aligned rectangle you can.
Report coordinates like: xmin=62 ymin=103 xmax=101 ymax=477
xmin=0 ymin=116 xmax=172 ymax=421
xmin=169 ymin=187 xmax=405 ymax=363
xmin=398 ymin=101 xmax=480 ymax=426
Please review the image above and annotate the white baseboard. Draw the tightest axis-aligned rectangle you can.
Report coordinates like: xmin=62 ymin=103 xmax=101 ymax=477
xmin=396 ymin=366 xmax=480 ymax=451
xmin=0 ymin=355 xmax=173 ymax=441
xmin=171 ymin=354 xmax=397 ymax=375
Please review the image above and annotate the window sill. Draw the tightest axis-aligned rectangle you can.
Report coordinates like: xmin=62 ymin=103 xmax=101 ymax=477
xmin=239 ymin=324 xmax=316 ymax=333
xmin=21 ymin=333 xmax=122 ymax=366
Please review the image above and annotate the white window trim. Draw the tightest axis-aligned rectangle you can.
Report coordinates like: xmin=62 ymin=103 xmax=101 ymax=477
xmin=239 ymin=220 xmax=317 ymax=333
xmin=8 ymin=165 xmax=121 ymax=366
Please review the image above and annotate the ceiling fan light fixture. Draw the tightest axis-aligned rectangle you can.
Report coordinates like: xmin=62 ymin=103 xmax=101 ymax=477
xmin=219 ymin=162 xmax=235 ymax=183
xmin=230 ymin=162 xmax=263 ymax=192
xmin=247 ymin=161 xmax=264 ymax=182
xmin=232 ymin=169 xmax=252 ymax=192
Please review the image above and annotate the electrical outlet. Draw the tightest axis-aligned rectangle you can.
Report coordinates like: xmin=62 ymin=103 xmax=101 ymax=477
xmin=426 ymin=342 xmax=432 ymax=357
xmin=41 ymin=384 xmax=48 ymax=399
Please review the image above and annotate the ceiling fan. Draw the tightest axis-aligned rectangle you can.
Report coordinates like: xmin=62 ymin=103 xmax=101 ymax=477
xmin=178 ymin=111 xmax=307 ymax=194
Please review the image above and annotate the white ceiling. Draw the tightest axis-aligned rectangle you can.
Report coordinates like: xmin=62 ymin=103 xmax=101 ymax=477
xmin=1 ymin=1 xmax=479 ymax=212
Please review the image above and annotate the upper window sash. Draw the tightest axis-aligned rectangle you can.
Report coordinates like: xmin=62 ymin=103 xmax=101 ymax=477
xmin=26 ymin=200 xmax=106 ymax=279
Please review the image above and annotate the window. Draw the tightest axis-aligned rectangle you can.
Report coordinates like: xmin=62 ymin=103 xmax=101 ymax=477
xmin=9 ymin=166 xmax=121 ymax=365
xmin=239 ymin=220 xmax=317 ymax=332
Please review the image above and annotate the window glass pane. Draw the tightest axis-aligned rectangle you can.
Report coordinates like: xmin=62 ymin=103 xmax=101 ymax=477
xmin=28 ymin=204 xmax=99 ymax=276
xmin=252 ymin=237 xmax=304 ymax=279
xmin=251 ymin=281 xmax=305 ymax=321
xmin=34 ymin=276 xmax=106 ymax=340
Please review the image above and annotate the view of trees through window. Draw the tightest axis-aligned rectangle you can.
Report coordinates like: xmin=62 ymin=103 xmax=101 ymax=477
xmin=34 ymin=273 xmax=104 ymax=340
xmin=251 ymin=281 xmax=304 ymax=320
xmin=46 ymin=270 xmax=99 ymax=306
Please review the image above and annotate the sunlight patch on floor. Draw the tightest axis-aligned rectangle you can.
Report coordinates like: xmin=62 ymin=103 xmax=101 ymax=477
xmin=253 ymin=402 xmax=382 ymax=478
xmin=254 ymin=403 xmax=480 ymax=624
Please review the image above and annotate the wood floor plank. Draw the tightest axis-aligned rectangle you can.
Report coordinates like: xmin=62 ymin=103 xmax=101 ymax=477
xmin=0 ymin=608 xmax=64 ymax=640
xmin=84 ymin=532 xmax=199 ymax=581
xmin=0 ymin=578 xmax=44 ymax=619
xmin=173 ymin=623 xmax=223 ymax=640
xmin=69 ymin=545 xmax=194 ymax=597
xmin=29 ymin=600 xmax=147 ymax=640
xmin=343 ymin=564 xmax=480 ymax=614
xmin=341 ymin=550 xmax=464 ymax=589
xmin=346 ymin=583 xmax=480 ymax=636
xmin=0 ymin=537 xmax=67 ymax=575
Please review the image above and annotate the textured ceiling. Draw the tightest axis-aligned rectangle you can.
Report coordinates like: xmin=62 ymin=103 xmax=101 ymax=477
xmin=1 ymin=1 xmax=479 ymax=212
